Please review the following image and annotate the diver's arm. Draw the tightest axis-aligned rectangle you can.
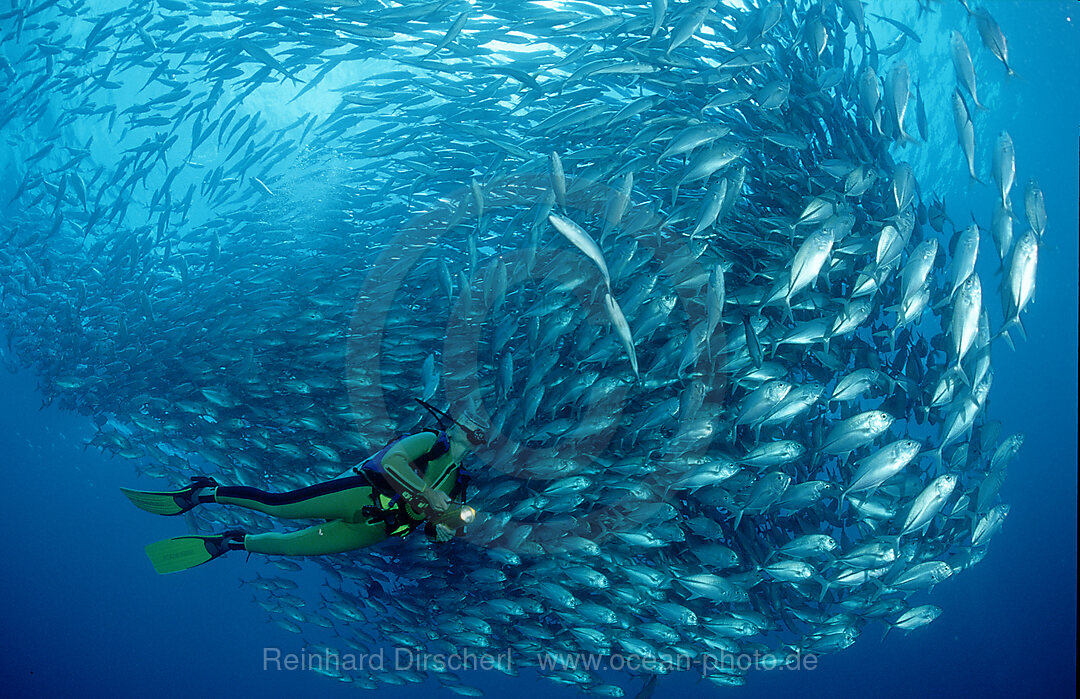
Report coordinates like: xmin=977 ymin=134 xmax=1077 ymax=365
xmin=380 ymin=433 xmax=448 ymax=511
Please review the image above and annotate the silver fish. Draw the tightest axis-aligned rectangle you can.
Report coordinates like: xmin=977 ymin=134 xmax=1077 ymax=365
xmin=951 ymin=30 xmax=985 ymax=110
xmin=548 ymin=213 xmax=611 ymax=289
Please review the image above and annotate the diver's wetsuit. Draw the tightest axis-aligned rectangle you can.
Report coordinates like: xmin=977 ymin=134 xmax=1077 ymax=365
xmin=211 ymin=432 xmax=462 ymax=556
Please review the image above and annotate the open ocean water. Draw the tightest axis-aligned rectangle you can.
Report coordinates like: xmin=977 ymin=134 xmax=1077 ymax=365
xmin=1 ymin=1 xmax=1076 ymax=698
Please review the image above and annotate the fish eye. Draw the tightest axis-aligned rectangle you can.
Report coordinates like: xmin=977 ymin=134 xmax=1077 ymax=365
xmin=459 ymin=506 xmax=476 ymax=524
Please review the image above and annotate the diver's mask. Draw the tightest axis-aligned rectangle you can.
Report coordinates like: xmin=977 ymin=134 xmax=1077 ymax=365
xmin=459 ymin=424 xmax=486 ymax=446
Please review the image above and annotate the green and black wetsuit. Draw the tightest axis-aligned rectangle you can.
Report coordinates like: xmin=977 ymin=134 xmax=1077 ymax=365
xmin=213 ymin=431 xmax=464 ymax=556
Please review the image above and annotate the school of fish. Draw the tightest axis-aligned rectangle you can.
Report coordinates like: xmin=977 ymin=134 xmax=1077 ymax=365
xmin=0 ymin=0 xmax=1045 ymax=694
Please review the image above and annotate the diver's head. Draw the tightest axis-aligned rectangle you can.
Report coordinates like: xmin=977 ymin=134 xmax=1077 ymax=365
xmin=415 ymin=398 xmax=487 ymax=447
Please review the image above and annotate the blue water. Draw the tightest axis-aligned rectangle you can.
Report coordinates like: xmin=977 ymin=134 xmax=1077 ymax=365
xmin=1 ymin=1 xmax=1076 ymax=698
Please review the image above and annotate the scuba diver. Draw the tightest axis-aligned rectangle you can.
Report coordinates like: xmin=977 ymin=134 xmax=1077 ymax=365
xmin=122 ymin=400 xmax=484 ymax=574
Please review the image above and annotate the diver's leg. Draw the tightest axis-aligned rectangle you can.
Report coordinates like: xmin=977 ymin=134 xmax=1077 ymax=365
xmin=241 ymin=519 xmax=388 ymax=556
xmin=210 ymin=477 xmax=373 ymax=522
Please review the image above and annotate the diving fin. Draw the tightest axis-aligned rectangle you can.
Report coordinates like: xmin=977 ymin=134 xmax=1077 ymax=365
xmin=144 ymin=530 xmax=243 ymax=574
xmin=121 ymin=476 xmax=217 ymax=516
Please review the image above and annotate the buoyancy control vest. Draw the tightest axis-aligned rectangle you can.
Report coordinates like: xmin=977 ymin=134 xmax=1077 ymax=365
xmin=352 ymin=429 xmax=468 ymax=538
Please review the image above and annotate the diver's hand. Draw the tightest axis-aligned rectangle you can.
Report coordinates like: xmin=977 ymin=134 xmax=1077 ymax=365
xmin=421 ymin=488 xmax=450 ymax=512
xmin=434 ymin=523 xmax=455 ymax=543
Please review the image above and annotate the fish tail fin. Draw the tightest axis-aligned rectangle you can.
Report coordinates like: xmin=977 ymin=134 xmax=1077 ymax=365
xmin=881 ymin=624 xmax=893 ymax=642
xmin=883 ymin=374 xmax=899 ymax=394
xmin=1014 ymin=316 xmax=1027 ymax=341
xmin=993 ymin=323 xmax=1016 ymax=350
xmin=815 ymin=575 xmax=831 ymax=603
xmin=953 ymin=363 xmax=970 ymax=386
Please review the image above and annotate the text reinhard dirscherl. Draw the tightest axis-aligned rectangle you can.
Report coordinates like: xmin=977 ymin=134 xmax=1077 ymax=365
xmin=262 ymin=647 xmax=819 ymax=676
